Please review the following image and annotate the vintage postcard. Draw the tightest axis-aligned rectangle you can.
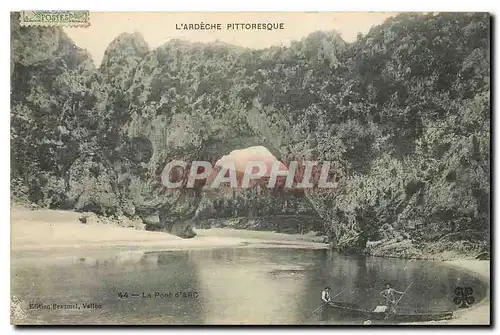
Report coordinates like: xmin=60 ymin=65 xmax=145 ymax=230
xmin=10 ymin=11 xmax=491 ymax=325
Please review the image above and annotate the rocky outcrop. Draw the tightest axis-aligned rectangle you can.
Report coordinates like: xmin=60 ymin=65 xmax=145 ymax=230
xmin=11 ymin=13 xmax=490 ymax=248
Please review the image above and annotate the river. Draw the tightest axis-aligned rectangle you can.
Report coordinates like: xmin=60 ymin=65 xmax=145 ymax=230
xmin=11 ymin=248 xmax=487 ymax=325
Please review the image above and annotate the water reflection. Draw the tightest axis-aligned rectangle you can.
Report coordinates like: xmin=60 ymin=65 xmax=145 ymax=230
xmin=12 ymin=250 xmax=204 ymax=324
xmin=11 ymin=248 xmax=487 ymax=324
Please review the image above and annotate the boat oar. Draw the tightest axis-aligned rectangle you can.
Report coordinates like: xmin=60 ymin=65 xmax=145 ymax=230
xmin=331 ymin=291 xmax=343 ymax=302
xmin=312 ymin=291 xmax=342 ymax=314
xmin=394 ymin=282 xmax=413 ymax=308
xmin=312 ymin=303 xmax=326 ymax=315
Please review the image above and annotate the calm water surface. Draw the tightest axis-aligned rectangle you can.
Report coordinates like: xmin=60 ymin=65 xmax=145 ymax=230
xmin=11 ymin=248 xmax=487 ymax=324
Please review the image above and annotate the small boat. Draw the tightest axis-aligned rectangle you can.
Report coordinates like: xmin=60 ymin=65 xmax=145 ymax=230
xmin=326 ymin=302 xmax=453 ymax=323
xmin=328 ymin=301 xmax=360 ymax=309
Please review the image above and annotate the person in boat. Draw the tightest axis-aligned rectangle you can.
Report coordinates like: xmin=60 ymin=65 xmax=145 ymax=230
xmin=380 ymin=283 xmax=404 ymax=314
xmin=320 ymin=286 xmax=332 ymax=320
xmin=321 ymin=286 xmax=332 ymax=303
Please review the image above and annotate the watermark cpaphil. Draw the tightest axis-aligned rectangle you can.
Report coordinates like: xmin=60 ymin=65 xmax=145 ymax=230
xmin=157 ymin=146 xmax=344 ymax=193
xmin=160 ymin=160 xmax=339 ymax=189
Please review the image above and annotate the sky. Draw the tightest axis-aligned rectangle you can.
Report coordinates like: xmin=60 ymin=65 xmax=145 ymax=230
xmin=63 ymin=12 xmax=397 ymax=66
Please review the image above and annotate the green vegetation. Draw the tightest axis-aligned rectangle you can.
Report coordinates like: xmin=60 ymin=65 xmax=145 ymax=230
xmin=10 ymin=13 xmax=490 ymax=255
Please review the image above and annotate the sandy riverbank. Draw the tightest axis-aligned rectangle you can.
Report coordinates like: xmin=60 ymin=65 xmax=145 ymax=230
xmin=10 ymin=207 xmax=328 ymax=252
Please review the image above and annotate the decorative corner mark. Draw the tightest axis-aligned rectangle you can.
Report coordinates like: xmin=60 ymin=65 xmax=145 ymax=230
xmin=20 ymin=10 xmax=90 ymax=27
xmin=11 ymin=295 xmax=27 ymax=322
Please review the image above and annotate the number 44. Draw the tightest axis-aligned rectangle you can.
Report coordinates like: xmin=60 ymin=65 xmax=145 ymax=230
xmin=118 ymin=292 xmax=129 ymax=299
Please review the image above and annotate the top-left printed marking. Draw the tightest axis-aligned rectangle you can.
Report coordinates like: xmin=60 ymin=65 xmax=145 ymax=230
xmin=19 ymin=10 xmax=90 ymax=27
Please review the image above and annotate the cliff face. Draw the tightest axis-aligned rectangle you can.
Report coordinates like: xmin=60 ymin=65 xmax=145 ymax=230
xmin=11 ymin=13 xmax=490 ymax=254
xmin=11 ymin=13 xmax=96 ymax=209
